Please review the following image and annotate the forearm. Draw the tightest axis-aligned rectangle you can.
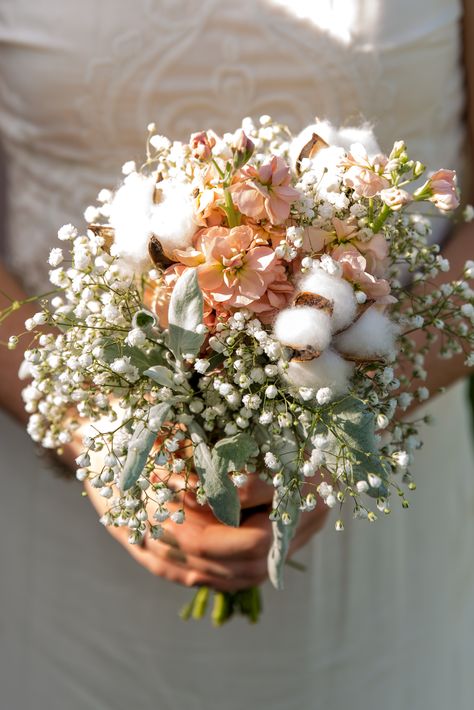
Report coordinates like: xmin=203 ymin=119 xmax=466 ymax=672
xmin=0 ymin=261 xmax=37 ymax=422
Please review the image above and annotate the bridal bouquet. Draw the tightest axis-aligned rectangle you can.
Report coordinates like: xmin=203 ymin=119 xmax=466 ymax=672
xmin=5 ymin=116 xmax=474 ymax=624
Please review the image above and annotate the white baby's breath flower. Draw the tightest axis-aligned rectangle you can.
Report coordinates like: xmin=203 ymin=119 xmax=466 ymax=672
xmin=57 ymin=223 xmax=78 ymax=241
xmin=84 ymin=206 xmax=100 ymax=223
xmin=48 ymin=248 xmax=64 ymax=267
xmin=122 ymin=160 xmax=136 ymax=175
xmin=316 ymin=387 xmax=332 ymax=405
xmin=150 ymin=134 xmax=171 ymax=151
xmin=259 ymin=411 xmax=273 ymax=424
xmin=265 ymin=384 xmax=278 ymax=399
xmin=125 ymin=328 xmax=147 ymax=347
xmin=264 ymin=452 xmax=279 ymax=470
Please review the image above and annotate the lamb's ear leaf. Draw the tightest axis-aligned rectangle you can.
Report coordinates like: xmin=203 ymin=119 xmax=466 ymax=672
xmin=267 ymin=427 xmax=301 ymax=590
xmin=213 ymin=433 xmax=259 ymax=474
xmin=168 ymin=269 xmax=204 ymax=360
xmin=323 ymin=396 xmax=389 ymax=497
xmin=187 ymin=421 xmax=241 ymax=527
xmin=120 ymin=403 xmax=171 ymax=490
xmin=144 ymin=365 xmax=179 ymax=390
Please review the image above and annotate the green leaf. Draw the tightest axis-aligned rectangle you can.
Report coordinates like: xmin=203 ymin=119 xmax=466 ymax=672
xmin=101 ymin=340 xmax=166 ymax=373
xmin=325 ymin=396 xmax=389 ymax=497
xmin=168 ymin=269 xmax=205 ymax=359
xmin=267 ymin=428 xmax=302 ymax=590
xmin=187 ymin=421 xmax=241 ymax=527
xmin=213 ymin=433 xmax=259 ymax=474
xmin=143 ymin=365 xmax=178 ymax=389
xmin=120 ymin=403 xmax=171 ymax=490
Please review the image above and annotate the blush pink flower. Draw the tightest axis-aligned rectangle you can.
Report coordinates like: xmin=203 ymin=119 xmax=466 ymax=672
xmin=190 ymin=225 xmax=282 ymax=310
xmin=353 ymin=233 xmax=389 ymax=277
xmin=427 ymin=169 xmax=459 ymax=211
xmin=332 ymin=244 xmax=392 ymax=300
xmin=231 ymin=156 xmax=300 ymax=225
xmin=341 ymin=143 xmax=390 ymax=198
xmin=301 ymin=217 xmax=358 ymax=253
xmin=379 ymin=187 xmax=413 ymax=210
xmin=249 ymin=263 xmax=294 ymax=323
xmin=189 ymin=130 xmax=217 ymax=161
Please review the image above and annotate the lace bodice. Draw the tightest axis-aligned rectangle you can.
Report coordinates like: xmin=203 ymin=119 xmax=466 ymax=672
xmin=0 ymin=0 xmax=465 ymax=289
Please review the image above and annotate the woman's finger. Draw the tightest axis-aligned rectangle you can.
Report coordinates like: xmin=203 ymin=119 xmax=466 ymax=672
xmin=166 ymin=508 xmax=273 ymax=562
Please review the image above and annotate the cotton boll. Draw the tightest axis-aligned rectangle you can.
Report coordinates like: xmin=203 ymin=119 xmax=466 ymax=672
xmin=109 ymin=173 xmax=155 ymax=270
xmin=273 ymin=306 xmax=332 ymax=352
xmin=334 ymin=307 xmax=398 ymax=359
xmin=290 ymin=121 xmax=381 ymax=172
xmin=109 ymin=175 xmax=198 ymax=272
xmin=148 ymin=179 xmax=198 ymax=257
xmin=308 ymin=146 xmax=346 ymax=196
xmin=300 ymin=268 xmax=357 ymax=333
xmin=284 ymin=350 xmax=354 ymax=396
xmin=332 ymin=124 xmax=381 ymax=158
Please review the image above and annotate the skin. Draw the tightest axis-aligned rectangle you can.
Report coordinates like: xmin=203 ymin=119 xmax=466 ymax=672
xmin=0 ymin=3 xmax=473 ymax=592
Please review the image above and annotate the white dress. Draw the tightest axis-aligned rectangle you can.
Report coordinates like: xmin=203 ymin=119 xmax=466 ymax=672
xmin=1 ymin=1 xmax=473 ymax=708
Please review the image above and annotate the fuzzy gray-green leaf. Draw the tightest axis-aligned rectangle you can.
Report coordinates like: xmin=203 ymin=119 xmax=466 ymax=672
xmin=187 ymin=421 xmax=241 ymax=527
xmin=120 ymin=403 xmax=171 ymax=491
xmin=144 ymin=365 xmax=178 ymax=389
xmin=213 ymin=433 xmax=259 ymax=474
xmin=267 ymin=428 xmax=302 ymax=590
xmin=168 ymin=269 xmax=205 ymax=359
xmin=326 ymin=396 xmax=389 ymax=497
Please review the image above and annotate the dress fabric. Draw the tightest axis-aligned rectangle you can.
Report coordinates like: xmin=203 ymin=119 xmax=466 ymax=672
xmin=1 ymin=1 xmax=473 ymax=708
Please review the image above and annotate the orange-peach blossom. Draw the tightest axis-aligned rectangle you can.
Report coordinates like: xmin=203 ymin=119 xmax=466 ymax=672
xmin=231 ymin=156 xmax=300 ymax=225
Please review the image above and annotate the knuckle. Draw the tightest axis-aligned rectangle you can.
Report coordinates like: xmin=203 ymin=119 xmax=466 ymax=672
xmin=185 ymin=571 xmax=202 ymax=588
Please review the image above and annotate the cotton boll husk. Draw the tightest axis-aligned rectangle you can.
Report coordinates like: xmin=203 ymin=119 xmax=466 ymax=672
xmin=290 ymin=121 xmax=381 ymax=172
xmin=334 ymin=307 xmax=399 ymax=359
xmin=273 ymin=306 xmax=332 ymax=352
xmin=109 ymin=173 xmax=156 ymax=270
xmin=284 ymin=350 xmax=354 ymax=396
xmin=148 ymin=179 xmax=198 ymax=257
xmin=299 ymin=268 xmax=357 ymax=333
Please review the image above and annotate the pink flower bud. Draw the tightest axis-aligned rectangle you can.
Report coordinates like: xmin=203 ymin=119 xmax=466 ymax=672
xmin=427 ymin=169 xmax=459 ymax=211
xmin=379 ymin=187 xmax=413 ymax=211
xmin=189 ymin=131 xmax=216 ymax=161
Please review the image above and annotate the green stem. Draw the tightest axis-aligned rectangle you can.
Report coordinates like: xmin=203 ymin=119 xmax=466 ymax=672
xmin=179 ymin=585 xmax=263 ymax=626
xmin=223 ymin=188 xmax=241 ymax=228
xmin=371 ymin=204 xmax=392 ymax=232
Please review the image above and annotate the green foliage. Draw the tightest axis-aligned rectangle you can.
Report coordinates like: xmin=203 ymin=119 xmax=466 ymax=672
xmin=267 ymin=427 xmax=301 ymax=590
xmin=119 ymin=403 xmax=171 ymax=490
xmin=186 ymin=421 xmax=247 ymax=527
xmin=213 ymin=432 xmax=259 ymax=474
xmin=325 ymin=396 xmax=389 ymax=497
xmin=144 ymin=365 xmax=181 ymax=390
xmin=167 ymin=269 xmax=205 ymax=360
xmin=102 ymin=340 xmax=165 ymax=373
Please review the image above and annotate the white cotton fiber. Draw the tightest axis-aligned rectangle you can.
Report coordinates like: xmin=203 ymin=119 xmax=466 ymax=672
xmin=109 ymin=173 xmax=156 ymax=270
xmin=299 ymin=268 xmax=357 ymax=333
xmin=290 ymin=121 xmax=381 ymax=172
xmin=148 ymin=179 xmax=197 ymax=257
xmin=334 ymin=307 xmax=398 ymax=359
xmin=273 ymin=306 xmax=332 ymax=352
xmin=109 ymin=174 xmax=198 ymax=272
xmin=285 ymin=350 xmax=354 ymax=396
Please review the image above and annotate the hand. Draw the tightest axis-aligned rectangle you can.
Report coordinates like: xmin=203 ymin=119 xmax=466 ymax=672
xmin=85 ymin=469 xmax=330 ymax=591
